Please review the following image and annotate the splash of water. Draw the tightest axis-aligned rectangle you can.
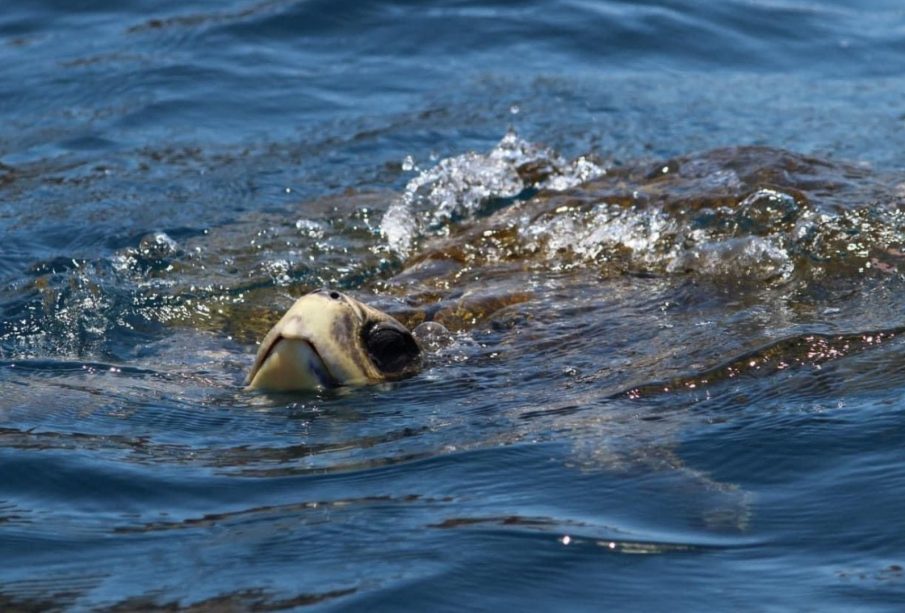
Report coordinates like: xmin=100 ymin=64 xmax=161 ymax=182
xmin=381 ymin=130 xmax=605 ymax=256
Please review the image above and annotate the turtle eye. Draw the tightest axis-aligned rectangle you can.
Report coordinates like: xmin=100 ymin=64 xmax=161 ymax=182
xmin=364 ymin=324 xmax=420 ymax=374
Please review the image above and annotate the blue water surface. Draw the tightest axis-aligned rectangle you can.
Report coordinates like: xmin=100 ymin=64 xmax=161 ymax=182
xmin=2 ymin=1 xmax=905 ymax=610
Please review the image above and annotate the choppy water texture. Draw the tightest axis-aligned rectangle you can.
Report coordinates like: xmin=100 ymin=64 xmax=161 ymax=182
xmin=3 ymin=0 xmax=905 ymax=610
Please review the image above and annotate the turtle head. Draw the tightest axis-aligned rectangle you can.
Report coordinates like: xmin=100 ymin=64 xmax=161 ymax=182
xmin=246 ymin=289 xmax=422 ymax=392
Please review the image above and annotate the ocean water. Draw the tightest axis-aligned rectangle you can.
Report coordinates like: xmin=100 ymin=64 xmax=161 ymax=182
xmin=3 ymin=0 xmax=905 ymax=610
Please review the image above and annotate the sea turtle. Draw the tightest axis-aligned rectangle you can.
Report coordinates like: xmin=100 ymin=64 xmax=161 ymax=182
xmin=242 ymin=144 xmax=900 ymax=392
xmin=246 ymin=288 xmax=423 ymax=391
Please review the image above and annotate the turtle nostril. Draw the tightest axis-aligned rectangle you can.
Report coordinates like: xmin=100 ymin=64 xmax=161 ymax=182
xmin=329 ymin=291 xmax=341 ymax=300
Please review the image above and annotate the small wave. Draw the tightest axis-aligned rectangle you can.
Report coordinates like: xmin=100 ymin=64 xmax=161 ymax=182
xmin=619 ymin=327 xmax=904 ymax=404
xmin=381 ymin=130 xmax=605 ymax=256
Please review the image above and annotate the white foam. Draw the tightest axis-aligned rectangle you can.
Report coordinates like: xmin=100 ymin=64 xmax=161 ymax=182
xmin=381 ymin=131 xmax=605 ymax=256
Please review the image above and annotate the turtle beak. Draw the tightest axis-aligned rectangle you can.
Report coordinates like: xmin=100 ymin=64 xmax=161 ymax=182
xmin=245 ymin=290 xmax=375 ymax=392
xmin=246 ymin=336 xmax=338 ymax=391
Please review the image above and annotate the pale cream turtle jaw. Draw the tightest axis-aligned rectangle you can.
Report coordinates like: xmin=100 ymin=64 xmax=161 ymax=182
xmin=246 ymin=289 xmax=421 ymax=392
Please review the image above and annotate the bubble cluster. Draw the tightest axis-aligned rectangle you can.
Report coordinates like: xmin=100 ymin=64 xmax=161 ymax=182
xmin=381 ymin=130 xmax=606 ymax=256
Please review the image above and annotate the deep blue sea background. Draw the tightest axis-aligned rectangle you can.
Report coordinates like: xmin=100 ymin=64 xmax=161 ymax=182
xmin=3 ymin=1 xmax=905 ymax=610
